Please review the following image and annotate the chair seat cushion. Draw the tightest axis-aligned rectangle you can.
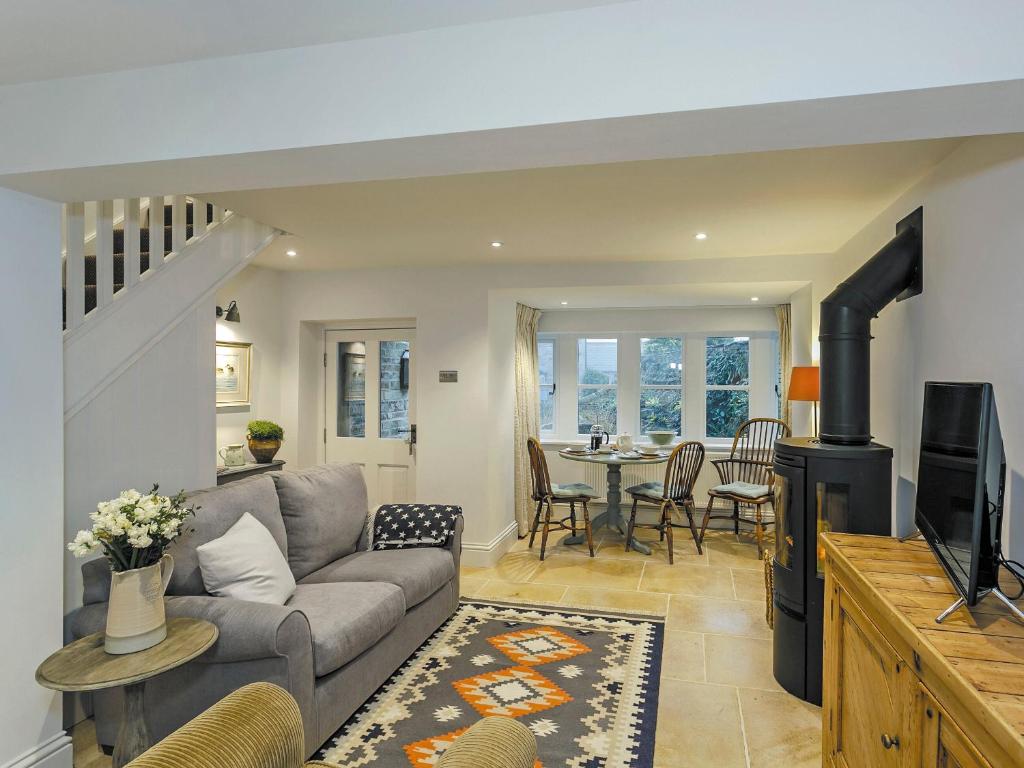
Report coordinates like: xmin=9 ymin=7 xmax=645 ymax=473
xmin=711 ymin=481 xmax=771 ymax=499
xmin=626 ymin=481 xmax=664 ymax=500
xmin=299 ymin=548 xmax=456 ymax=608
xmin=551 ymin=482 xmax=599 ymax=499
xmin=286 ymin=582 xmax=405 ymax=676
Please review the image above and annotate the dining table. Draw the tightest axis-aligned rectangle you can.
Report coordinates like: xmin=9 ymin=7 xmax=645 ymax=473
xmin=558 ymin=447 xmax=670 ymax=555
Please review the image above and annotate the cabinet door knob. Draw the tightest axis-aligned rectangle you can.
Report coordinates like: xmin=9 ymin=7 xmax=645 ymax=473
xmin=880 ymin=733 xmax=900 ymax=750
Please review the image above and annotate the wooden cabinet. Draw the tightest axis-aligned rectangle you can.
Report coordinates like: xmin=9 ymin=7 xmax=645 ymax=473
xmin=918 ymin=686 xmax=990 ymax=768
xmin=821 ymin=533 xmax=1024 ymax=768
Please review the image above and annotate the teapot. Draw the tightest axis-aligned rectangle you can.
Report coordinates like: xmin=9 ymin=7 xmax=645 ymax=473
xmin=219 ymin=443 xmax=246 ymax=467
xmin=616 ymin=433 xmax=634 ymax=453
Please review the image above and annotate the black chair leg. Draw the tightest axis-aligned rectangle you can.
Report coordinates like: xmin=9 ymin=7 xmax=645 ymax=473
xmin=685 ymin=500 xmax=702 ymax=555
xmin=699 ymin=497 xmax=714 ymax=545
xmin=528 ymin=500 xmax=543 ymax=548
xmin=664 ymin=503 xmax=674 ymax=565
xmin=569 ymin=502 xmax=577 ymax=536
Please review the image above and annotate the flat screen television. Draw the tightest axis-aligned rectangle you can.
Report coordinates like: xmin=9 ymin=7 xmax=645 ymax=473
xmin=915 ymin=382 xmax=1005 ymax=606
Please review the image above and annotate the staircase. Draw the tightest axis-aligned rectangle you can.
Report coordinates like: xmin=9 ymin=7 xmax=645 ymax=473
xmin=62 ymin=194 xmax=278 ymax=418
xmin=65 ymin=199 xmax=212 ymax=327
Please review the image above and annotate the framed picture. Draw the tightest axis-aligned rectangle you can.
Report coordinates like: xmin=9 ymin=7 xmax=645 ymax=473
xmin=342 ymin=352 xmax=366 ymax=401
xmin=216 ymin=341 xmax=252 ymax=407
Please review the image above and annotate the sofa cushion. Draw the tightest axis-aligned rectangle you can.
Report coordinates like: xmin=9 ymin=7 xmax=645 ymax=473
xmin=300 ymin=548 xmax=456 ymax=609
xmin=197 ymin=512 xmax=297 ymax=605
xmin=287 ymin=582 xmax=405 ymax=677
xmin=166 ymin=475 xmax=287 ymax=596
xmin=272 ymin=464 xmax=369 ymax=580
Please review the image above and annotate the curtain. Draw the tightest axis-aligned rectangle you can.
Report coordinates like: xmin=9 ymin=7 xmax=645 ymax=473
xmin=513 ymin=303 xmax=542 ymax=537
xmin=775 ymin=303 xmax=793 ymax=429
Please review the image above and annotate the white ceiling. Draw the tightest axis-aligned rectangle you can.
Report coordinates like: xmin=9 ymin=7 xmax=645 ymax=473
xmin=210 ymin=139 xmax=961 ymax=271
xmin=0 ymin=0 xmax=623 ymax=85
xmin=513 ymin=282 xmax=808 ymax=310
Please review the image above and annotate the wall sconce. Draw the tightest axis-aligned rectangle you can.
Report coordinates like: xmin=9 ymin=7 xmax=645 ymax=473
xmin=216 ymin=300 xmax=240 ymax=323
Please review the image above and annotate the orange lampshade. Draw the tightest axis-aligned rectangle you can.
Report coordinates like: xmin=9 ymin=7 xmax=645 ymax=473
xmin=788 ymin=366 xmax=820 ymax=402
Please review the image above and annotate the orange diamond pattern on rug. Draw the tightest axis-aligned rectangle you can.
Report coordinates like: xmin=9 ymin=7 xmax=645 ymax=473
xmin=452 ymin=665 xmax=572 ymax=718
xmin=487 ymin=626 xmax=591 ymax=666
xmin=404 ymin=726 xmax=543 ymax=768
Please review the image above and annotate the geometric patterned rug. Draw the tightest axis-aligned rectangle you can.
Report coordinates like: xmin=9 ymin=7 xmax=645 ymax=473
xmin=316 ymin=600 xmax=664 ymax=767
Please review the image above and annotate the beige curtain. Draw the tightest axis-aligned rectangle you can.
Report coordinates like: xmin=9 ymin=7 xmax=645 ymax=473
xmin=513 ymin=304 xmax=542 ymax=537
xmin=775 ymin=303 xmax=793 ymax=429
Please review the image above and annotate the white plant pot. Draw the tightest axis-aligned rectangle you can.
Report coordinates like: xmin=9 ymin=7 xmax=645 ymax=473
xmin=105 ymin=554 xmax=174 ymax=655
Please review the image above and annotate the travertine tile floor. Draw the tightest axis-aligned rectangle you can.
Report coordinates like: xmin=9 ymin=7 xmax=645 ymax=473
xmin=72 ymin=526 xmax=822 ymax=768
xmin=463 ymin=526 xmax=823 ymax=768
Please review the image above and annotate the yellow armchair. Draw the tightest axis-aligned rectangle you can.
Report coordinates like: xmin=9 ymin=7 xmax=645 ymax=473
xmin=126 ymin=682 xmax=537 ymax=768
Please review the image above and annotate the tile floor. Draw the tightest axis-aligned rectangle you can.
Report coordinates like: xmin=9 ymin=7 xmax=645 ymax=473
xmin=72 ymin=526 xmax=823 ymax=768
xmin=463 ymin=526 xmax=823 ymax=768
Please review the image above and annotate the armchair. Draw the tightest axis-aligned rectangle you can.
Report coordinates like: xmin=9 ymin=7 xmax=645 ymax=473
xmin=699 ymin=417 xmax=790 ymax=557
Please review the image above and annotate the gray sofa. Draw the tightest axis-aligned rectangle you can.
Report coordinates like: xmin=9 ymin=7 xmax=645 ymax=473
xmin=72 ymin=463 xmax=462 ymax=757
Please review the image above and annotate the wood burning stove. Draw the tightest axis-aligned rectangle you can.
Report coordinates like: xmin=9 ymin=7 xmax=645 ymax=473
xmin=771 ymin=207 xmax=923 ymax=705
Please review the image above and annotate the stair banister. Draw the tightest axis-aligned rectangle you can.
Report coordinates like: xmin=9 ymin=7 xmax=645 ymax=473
xmin=95 ymin=199 xmax=115 ymax=310
xmin=65 ymin=202 xmax=86 ymax=331
xmin=148 ymin=195 xmax=164 ymax=273
xmin=123 ymin=198 xmax=141 ymax=289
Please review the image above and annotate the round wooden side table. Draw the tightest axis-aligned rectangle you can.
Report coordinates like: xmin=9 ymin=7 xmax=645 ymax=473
xmin=36 ymin=617 xmax=218 ymax=768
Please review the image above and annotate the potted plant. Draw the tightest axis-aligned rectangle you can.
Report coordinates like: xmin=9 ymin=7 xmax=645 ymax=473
xmin=67 ymin=486 xmax=195 ymax=654
xmin=247 ymin=419 xmax=284 ymax=463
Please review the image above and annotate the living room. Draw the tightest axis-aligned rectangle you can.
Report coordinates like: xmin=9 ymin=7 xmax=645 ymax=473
xmin=4 ymin=4 xmax=1024 ymax=768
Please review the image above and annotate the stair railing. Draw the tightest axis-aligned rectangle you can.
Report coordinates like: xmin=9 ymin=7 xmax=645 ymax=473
xmin=62 ymin=195 xmax=226 ymax=332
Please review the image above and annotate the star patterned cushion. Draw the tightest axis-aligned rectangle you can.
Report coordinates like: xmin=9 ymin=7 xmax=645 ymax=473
xmin=371 ymin=504 xmax=462 ymax=550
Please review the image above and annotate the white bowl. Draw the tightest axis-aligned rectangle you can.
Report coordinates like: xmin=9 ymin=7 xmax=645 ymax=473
xmin=646 ymin=431 xmax=675 ymax=446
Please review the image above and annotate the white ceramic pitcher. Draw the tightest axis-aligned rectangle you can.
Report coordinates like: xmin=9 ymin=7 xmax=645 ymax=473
xmin=105 ymin=554 xmax=174 ymax=654
xmin=617 ymin=433 xmax=634 ymax=453
xmin=219 ymin=443 xmax=246 ymax=467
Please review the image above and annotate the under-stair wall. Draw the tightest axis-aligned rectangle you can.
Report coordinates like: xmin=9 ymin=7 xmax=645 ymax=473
xmin=61 ymin=197 xmax=277 ymax=617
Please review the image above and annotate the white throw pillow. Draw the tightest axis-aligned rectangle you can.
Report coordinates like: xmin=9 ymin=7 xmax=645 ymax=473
xmin=197 ymin=512 xmax=296 ymax=605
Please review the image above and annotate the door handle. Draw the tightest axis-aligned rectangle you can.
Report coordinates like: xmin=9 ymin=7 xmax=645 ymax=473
xmin=406 ymin=424 xmax=417 ymax=455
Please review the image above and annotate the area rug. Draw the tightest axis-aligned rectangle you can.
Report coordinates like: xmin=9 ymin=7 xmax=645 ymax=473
xmin=316 ymin=599 xmax=664 ymax=767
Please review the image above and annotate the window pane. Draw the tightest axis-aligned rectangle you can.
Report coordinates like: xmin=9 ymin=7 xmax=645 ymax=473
xmin=706 ymin=390 xmax=749 ymax=438
xmin=379 ymin=340 xmax=410 ymax=439
xmin=578 ymin=388 xmax=616 ymax=434
xmin=540 ymin=384 xmax=555 ymax=432
xmin=337 ymin=341 xmax=366 ymax=438
xmin=706 ymin=336 xmax=749 ymax=385
xmin=641 ymin=337 xmax=682 ymax=385
xmin=578 ymin=338 xmax=617 ymax=385
xmin=641 ymin=387 xmax=682 ymax=435
xmin=538 ymin=340 xmax=554 ymax=386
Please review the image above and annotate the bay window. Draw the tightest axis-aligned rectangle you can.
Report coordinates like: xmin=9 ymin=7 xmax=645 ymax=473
xmin=539 ymin=331 xmax=778 ymax=443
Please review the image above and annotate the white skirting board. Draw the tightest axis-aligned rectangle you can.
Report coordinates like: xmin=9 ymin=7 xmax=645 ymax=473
xmin=461 ymin=521 xmax=519 ymax=568
xmin=2 ymin=733 xmax=72 ymax=768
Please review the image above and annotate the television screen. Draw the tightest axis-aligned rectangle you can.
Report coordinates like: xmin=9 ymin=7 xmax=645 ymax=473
xmin=915 ymin=382 xmax=1004 ymax=605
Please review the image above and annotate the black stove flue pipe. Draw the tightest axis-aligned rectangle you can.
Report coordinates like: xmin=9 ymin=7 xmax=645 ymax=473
xmin=819 ymin=207 xmax=923 ymax=446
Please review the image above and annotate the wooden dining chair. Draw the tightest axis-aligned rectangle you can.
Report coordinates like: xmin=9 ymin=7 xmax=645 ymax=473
xmin=526 ymin=437 xmax=596 ymax=560
xmin=623 ymin=441 xmax=706 ymax=563
xmin=699 ymin=417 xmax=790 ymax=558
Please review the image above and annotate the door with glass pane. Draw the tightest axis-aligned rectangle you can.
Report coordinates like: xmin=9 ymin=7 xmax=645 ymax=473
xmin=325 ymin=330 xmax=416 ymax=508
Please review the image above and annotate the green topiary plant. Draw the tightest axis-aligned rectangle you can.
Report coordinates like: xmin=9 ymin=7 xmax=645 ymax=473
xmin=247 ymin=419 xmax=284 ymax=441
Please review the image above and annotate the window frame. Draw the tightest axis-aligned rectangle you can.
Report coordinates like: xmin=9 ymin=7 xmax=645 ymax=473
xmin=704 ymin=335 xmax=752 ymax=440
xmin=575 ymin=337 xmax=619 ymax=436
xmin=537 ymin=336 xmax=557 ymax=436
xmin=638 ymin=336 xmax=685 ymax=437
xmin=539 ymin=330 xmax=779 ymax=447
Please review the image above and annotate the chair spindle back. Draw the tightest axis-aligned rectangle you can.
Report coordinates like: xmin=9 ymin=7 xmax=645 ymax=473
xmin=729 ymin=417 xmax=791 ymax=484
xmin=527 ymin=436 xmax=553 ymax=500
xmin=662 ymin=441 xmax=705 ymax=502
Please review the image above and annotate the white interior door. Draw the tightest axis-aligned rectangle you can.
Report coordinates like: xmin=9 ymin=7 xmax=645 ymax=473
xmin=325 ymin=329 xmax=416 ymax=508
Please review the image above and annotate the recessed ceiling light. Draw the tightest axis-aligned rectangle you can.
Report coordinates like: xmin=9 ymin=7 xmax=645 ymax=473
xmin=285 ymin=249 xmax=297 ymax=257
xmin=751 ymin=296 xmax=760 ymax=302
xmin=695 ymin=232 xmax=708 ymax=240
xmin=560 ymin=301 xmax=568 ymax=305
xmin=490 ymin=241 xmax=503 ymax=248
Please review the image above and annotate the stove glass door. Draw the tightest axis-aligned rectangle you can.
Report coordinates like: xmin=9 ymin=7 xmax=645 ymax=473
xmin=815 ymin=481 xmax=850 ymax=577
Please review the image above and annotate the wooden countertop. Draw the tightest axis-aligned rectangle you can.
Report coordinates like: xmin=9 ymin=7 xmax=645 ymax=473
xmin=822 ymin=532 xmax=1024 ymax=765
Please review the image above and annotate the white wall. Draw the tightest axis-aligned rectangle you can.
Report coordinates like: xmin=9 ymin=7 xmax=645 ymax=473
xmin=64 ymin=305 xmax=217 ymax=614
xmin=272 ymin=253 xmax=829 ymax=563
xmin=828 ymin=135 xmax=1024 ymax=555
xmin=215 ymin=266 xmax=285 ymax=461
xmin=0 ymin=189 xmax=71 ymax=767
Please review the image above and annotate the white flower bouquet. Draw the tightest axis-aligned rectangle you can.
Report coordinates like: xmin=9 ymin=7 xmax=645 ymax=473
xmin=68 ymin=485 xmax=196 ymax=572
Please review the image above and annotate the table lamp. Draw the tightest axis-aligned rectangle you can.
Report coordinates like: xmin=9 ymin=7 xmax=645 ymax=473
xmin=788 ymin=366 xmax=820 ymax=436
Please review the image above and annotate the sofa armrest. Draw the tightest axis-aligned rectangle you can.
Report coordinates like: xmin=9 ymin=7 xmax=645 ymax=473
xmin=446 ymin=514 xmax=464 ymax=573
xmin=126 ymin=682 xmax=305 ymax=768
xmin=72 ymin=595 xmax=313 ymax=665
xmin=436 ymin=717 xmax=537 ymax=768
